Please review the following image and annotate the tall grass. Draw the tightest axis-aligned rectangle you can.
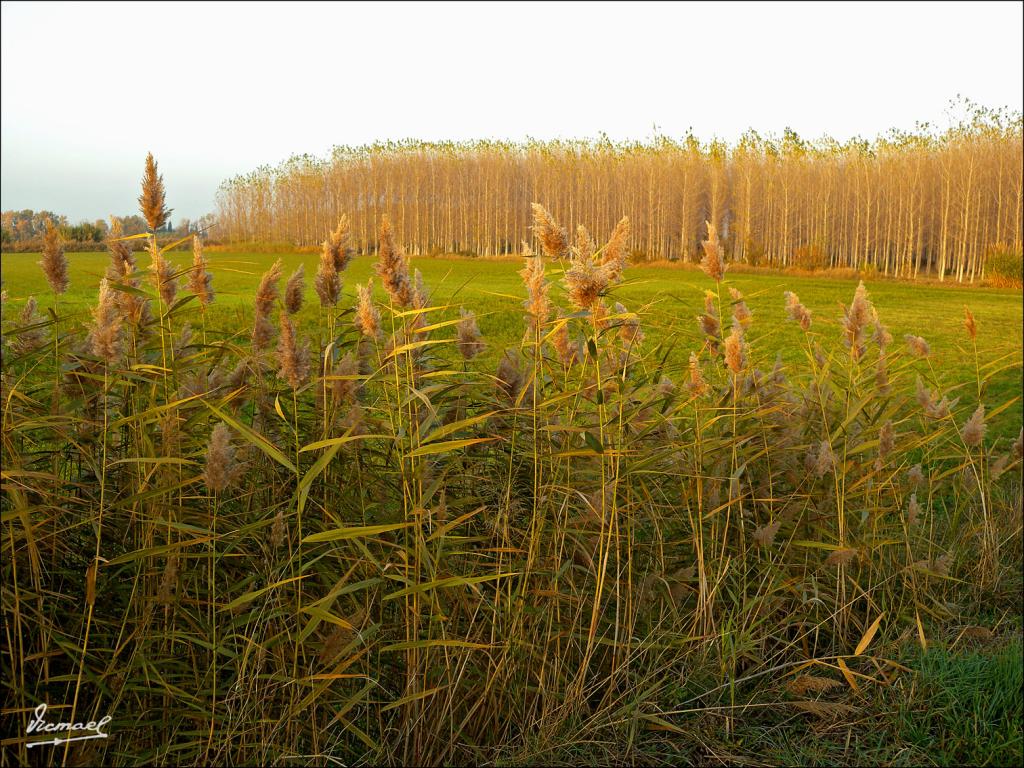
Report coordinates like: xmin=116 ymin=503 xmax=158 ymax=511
xmin=1 ymin=160 xmax=1021 ymax=766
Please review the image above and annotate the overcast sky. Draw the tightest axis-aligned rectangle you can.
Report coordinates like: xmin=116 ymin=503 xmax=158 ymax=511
xmin=2 ymin=0 xmax=1022 ymax=223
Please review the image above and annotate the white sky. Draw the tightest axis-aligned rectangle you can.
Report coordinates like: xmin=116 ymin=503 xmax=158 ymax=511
xmin=2 ymin=0 xmax=1022 ymax=223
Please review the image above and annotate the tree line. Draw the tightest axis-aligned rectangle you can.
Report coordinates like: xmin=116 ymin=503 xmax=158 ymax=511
xmin=216 ymin=101 xmax=1022 ymax=282
xmin=1 ymin=210 xmax=217 ymax=251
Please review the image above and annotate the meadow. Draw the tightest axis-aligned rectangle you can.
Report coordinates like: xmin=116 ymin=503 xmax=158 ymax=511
xmin=1 ymin=175 xmax=1023 ymax=766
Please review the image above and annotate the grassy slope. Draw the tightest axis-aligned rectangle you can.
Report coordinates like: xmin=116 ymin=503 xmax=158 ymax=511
xmin=4 ymin=249 xmax=1022 ymax=436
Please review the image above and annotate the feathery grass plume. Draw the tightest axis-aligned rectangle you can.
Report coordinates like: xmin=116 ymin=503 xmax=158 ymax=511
xmin=564 ymin=231 xmax=608 ymax=311
xmin=139 ymin=152 xmax=172 ymax=231
xmin=875 ymin=352 xmax=891 ymax=394
xmin=88 ymin=279 xmax=123 ymax=363
xmin=905 ymin=334 xmax=931 ymax=358
xmin=341 ymin=403 xmax=366 ymax=435
xmin=783 ymin=291 xmax=812 ymax=330
xmin=496 ymin=348 xmax=525 ymax=404
xmin=907 ymin=493 xmax=922 ymax=527
xmin=39 ymin=219 xmax=69 ymax=294
xmin=277 ymin=312 xmax=310 ymax=390
xmin=823 ymin=547 xmax=858 ymax=567
xmin=687 ymin=351 xmax=708 ymax=396
xmin=915 ymin=377 xmax=958 ymax=419
xmin=284 ymin=264 xmax=306 ymax=315
xmin=519 ymin=244 xmax=552 ymax=334
xmin=252 ymin=259 xmax=283 ymax=350
xmin=12 ymin=297 xmax=46 ymax=353
xmin=456 ymin=308 xmax=484 ymax=360
xmin=908 ymin=464 xmax=925 ymax=488
xmin=788 ymin=675 xmax=842 ymax=696
xmin=375 ymin=216 xmax=414 ymax=308
xmin=326 ymin=213 xmax=354 ymax=272
xmin=698 ymin=290 xmax=722 ymax=353
xmin=964 ymin=305 xmax=977 ymax=340
xmin=550 ymin=313 xmax=578 ymax=367
xmin=700 ymin=220 xmax=726 ymax=282
xmin=879 ymin=420 xmax=895 ymax=460
xmin=1014 ymin=428 xmax=1023 ymax=460
xmin=530 ymin=203 xmax=568 ymax=259
xmin=840 ymin=281 xmax=873 ymax=360
xmin=873 ymin=320 xmax=892 ymax=350
xmin=814 ymin=439 xmax=835 ymax=477
xmin=354 ymin=280 xmax=382 ymax=338
xmin=331 ymin=352 xmax=360 ymax=405
xmin=148 ymin=238 xmax=178 ymax=307
xmin=729 ymin=287 xmax=753 ymax=327
xmin=270 ymin=509 xmax=287 ymax=549
xmin=314 ymin=239 xmax=342 ymax=307
xmin=752 ymin=520 xmax=781 ymax=548
xmin=961 ymin=404 xmax=987 ymax=447
xmin=613 ymin=302 xmax=644 ymax=346
xmin=990 ymin=454 xmax=1009 ymax=480
xmin=173 ymin=322 xmax=193 ymax=357
xmin=599 ymin=216 xmax=631 ymax=284
xmin=204 ymin=422 xmax=241 ymax=493
xmin=723 ymin=318 xmax=747 ymax=375
xmin=188 ymin=235 xmax=214 ymax=306
xmin=156 ymin=557 xmax=179 ymax=605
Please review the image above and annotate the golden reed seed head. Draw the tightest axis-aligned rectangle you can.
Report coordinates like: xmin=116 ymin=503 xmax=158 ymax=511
xmin=276 ymin=312 xmax=310 ymax=390
xmin=12 ymin=296 xmax=46 ymax=353
xmin=613 ymin=302 xmax=644 ymax=346
xmin=723 ymin=318 xmax=746 ymax=375
xmin=599 ymin=216 xmax=631 ymax=284
xmin=687 ymin=351 xmax=708 ymax=396
xmin=729 ymin=287 xmax=753 ymax=327
xmin=530 ymin=203 xmax=568 ymax=259
xmin=148 ymin=238 xmax=178 ymax=307
xmin=252 ymin=259 xmax=283 ymax=351
xmin=39 ymin=219 xmax=69 ymax=295
xmin=907 ymin=463 xmax=925 ymax=488
xmin=575 ymin=225 xmax=595 ymax=262
xmin=752 ymin=520 xmax=781 ymax=548
xmin=375 ymin=216 xmax=415 ymax=308
xmin=700 ymin=220 xmax=725 ymax=282
xmin=270 ymin=509 xmax=287 ymax=549
xmin=456 ymin=307 xmax=484 ymax=360
xmin=138 ymin=152 xmax=172 ymax=232
xmin=783 ymin=291 xmax=812 ymax=331
xmin=284 ymin=264 xmax=306 ymax=315
xmin=204 ymin=422 xmax=241 ymax=493
xmin=519 ymin=249 xmax=552 ymax=333
xmin=355 ymin=280 xmax=382 ymax=339
xmin=963 ymin=305 xmax=977 ymax=341
xmin=314 ymin=241 xmax=342 ymax=307
xmin=188 ymin=235 xmax=214 ymax=306
xmin=907 ymin=493 xmax=922 ymax=527
xmin=873 ymin=321 xmax=892 ymax=350
xmin=331 ymin=352 xmax=360 ymax=405
xmin=824 ymin=547 xmax=858 ymax=567
xmin=88 ymin=279 xmax=123 ymax=363
xmin=840 ymin=281 xmax=874 ymax=359
xmin=814 ymin=439 xmax=835 ymax=478
xmin=905 ymin=334 xmax=931 ymax=358
xmin=875 ymin=353 xmax=891 ymax=395
xmin=879 ymin=420 xmax=895 ymax=459
xmin=961 ymin=404 xmax=986 ymax=447
xmin=495 ymin=348 xmax=526 ymax=404
xmin=327 ymin=213 xmax=354 ymax=272
xmin=550 ymin=314 xmax=578 ymax=367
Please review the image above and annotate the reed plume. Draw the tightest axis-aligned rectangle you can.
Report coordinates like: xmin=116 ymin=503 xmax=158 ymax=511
xmin=961 ymin=404 xmax=987 ymax=447
xmin=687 ymin=351 xmax=708 ymax=396
xmin=550 ymin=314 xmax=578 ymax=367
xmin=138 ymin=152 xmax=172 ymax=231
xmin=148 ymin=238 xmax=178 ymax=308
xmin=613 ymin=302 xmax=644 ymax=346
xmin=814 ymin=440 xmax=835 ymax=477
xmin=564 ymin=244 xmax=605 ymax=311
xmin=88 ymin=279 xmax=123 ymax=363
xmin=252 ymin=259 xmax=283 ymax=351
xmin=277 ymin=313 xmax=310 ymax=389
xmin=375 ymin=216 xmax=414 ymax=308
xmin=519 ymin=245 xmax=552 ymax=334
xmin=355 ymin=281 xmax=382 ymax=338
xmin=284 ymin=264 xmax=306 ymax=315
xmin=315 ymin=240 xmax=342 ymax=307
xmin=752 ymin=520 xmax=781 ymax=548
xmin=840 ymin=281 xmax=873 ymax=360
xmin=456 ymin=308 xmax=484 ymax=360
xmin=873 ymin=320 xmax=892 ymax=350
xmin=905 ymin=334 xmax=931 ymax=358
xmin=530 ymin=203 xmax=568 ymax=259
xmin=331 ymin=352 xmax=360 ymax=405
xmin=908 ymin=464 xmax=925 ymax=488
xmin=326 ymin=214 xmax=354 ymax=271
xmin=729 ymin=287 xmax=753 ymax=327
xmin=204 ymin=422 xmax=241 ymax=493
xmin=824 ymin=547 xmax=858 ymax=567
xmin=964 ymin=305 xmax=977 ymax=340
xmin=700 ymin=221 xmax=725 ymax=282
xmin=188 ymin=235 xmax=214 ymax=306
xmin=907 ymin=493 xmax=922 ymax=527
xmin=12 ymin=297 xmax=46 ymax=353
xmin=698 ymin=290 xmax=722 ymax=353
xmin=496 ymin=348 xmax=526 ymax=404
xmin=39 ymin=219 xmax=69 ymax=294
xmin=599 ymin=216 xmax=631 ymax=284
xmin=783 ymin=291 xmax=812 ymax=330
xmin=724 ymin=318 xmax=747 ymax=375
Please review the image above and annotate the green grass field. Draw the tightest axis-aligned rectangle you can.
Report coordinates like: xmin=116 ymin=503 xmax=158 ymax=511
xmin=4 ymin=249 xmax=1022 ymax=435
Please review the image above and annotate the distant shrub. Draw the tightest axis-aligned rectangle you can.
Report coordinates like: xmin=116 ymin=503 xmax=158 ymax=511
xmin=793 ymin=242 xmax=828 ymax=270
xmin=985 ymin=243 xmax=1023 ymax=287
xmin=743 ymin=238 xmax=766 ymax=266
